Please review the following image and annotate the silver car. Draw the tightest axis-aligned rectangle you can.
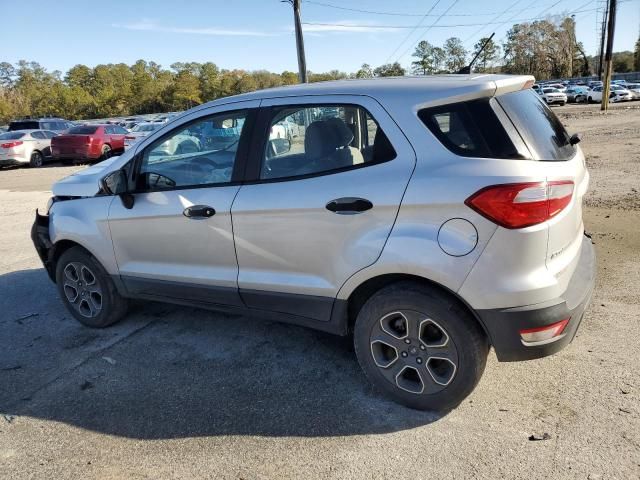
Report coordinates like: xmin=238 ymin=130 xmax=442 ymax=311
xmin=32 ymin=75 xmax=596 ymax=410
xmin=0 ymin=129 xmax=57 ymax=167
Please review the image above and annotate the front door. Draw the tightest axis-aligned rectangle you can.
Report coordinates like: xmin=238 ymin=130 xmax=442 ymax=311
xmin=231 ymin=96 xmax=416 ymax=321
xmin=108 ymin=103 xmax=258 ymax=306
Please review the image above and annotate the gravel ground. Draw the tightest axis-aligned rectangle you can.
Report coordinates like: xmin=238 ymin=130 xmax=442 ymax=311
xmin=0 ymin=103 xmax=639 ymax=479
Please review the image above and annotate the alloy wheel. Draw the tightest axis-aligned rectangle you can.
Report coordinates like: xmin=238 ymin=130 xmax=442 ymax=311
xmin=369 ymin=310 xmax=458 ymax=395
xmin=62 ymin=261 xmax=103 ymax=318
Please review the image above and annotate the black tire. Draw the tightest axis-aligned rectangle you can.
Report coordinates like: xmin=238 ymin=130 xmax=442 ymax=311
xmin=30 ymin=151 xmax=44 ymax=168
xmin=587 ymin=96 xmax=592 ymax=103
xmin=55 ymin=247 xmax=129 ymax=328
xmin=100 ymin=144 xmax=112 ymax=161
xmin=353 ymin=282 xmax=488 ymax=411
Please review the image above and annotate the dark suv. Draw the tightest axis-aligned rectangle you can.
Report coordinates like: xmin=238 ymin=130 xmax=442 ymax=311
xmin=8 ymin=118 xmax=74 ymax=132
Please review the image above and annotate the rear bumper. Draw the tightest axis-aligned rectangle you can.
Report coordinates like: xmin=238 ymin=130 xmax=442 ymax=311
xmin=477 ymin=234 xmax=596 ymax=361
xmin=31 ymin=210 xmax=56 ymax=281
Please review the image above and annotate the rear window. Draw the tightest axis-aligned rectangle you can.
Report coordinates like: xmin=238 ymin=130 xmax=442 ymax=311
xmin=418 ymin=98 xmax=523 ymax=159
xmin=9 ymin=121 xmax=38 ymax=131
xmin=0 ymin=132 xmax=26 ymax=140
xmin=68 ymin=126 xmax=98 ymax=134
xmin=497 ymin=90 xmax=575 ymax=161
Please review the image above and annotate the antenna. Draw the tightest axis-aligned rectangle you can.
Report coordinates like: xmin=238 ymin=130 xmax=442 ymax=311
xmin=457 ymin=32 xmax=495 ymax=74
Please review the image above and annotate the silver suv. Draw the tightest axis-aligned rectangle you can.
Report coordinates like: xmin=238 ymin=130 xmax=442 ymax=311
xmin=32 ymin=75 xmax=596 ymax=410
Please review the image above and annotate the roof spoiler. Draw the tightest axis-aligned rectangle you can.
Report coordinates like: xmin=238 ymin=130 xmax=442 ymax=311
xmin=493 ymin=76 xmax=536 ymax=96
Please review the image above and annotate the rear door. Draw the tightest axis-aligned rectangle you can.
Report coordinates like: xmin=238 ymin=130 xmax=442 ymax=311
xmin=108 ymin=102 xmax=259 ymax=305
xmin=231 ymin=95 xmax=416 ymax=321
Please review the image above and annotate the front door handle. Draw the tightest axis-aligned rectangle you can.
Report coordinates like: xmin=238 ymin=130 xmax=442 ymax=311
xmin=183 ymin=205 xmax=216 ymax=218
xmin=325 ymin=197 xmax=373 ymax=214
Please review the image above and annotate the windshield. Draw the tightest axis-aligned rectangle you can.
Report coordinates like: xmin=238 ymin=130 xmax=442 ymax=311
xmin=68 ymin=126 xmax=98 ymax=134
xmin=0 ymin=132 xmax=26 ymax=140
xmin=132 ymin=124 xmax=159 ymax=132
xmin=497 ymin=90 xmax=574 ymax=161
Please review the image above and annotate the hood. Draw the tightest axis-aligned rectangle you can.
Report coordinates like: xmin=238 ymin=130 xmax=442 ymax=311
xmin=52 ymin=153 xmax=131 ymax=197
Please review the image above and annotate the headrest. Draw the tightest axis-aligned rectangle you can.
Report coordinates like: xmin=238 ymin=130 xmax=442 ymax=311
xmin=304 ymin=118 xmax=354 ymax=160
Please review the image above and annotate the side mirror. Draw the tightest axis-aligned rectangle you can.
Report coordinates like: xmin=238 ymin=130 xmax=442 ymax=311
xmin=101 ymin=169 xmax=128 ymax=195
xmin=569 ymin=133 xmax=582 ymax=146
xmin=101 ymin=169 xmax=135 ymax=209
xmin=270 ymin=138 xmax=291 ymax=155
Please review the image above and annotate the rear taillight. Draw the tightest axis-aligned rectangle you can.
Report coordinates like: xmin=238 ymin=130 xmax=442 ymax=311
xmin=520 ymin=318 xmax=570 ymax=344
xmin=1 ymin=141 xmax=23 ymax=149
xmin=465 ymin=181 xmax=574 ymax=229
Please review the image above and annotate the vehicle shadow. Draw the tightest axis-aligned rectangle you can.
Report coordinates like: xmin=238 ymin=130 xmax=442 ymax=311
xmin=0 ymin=268 xmax=443 ymax=439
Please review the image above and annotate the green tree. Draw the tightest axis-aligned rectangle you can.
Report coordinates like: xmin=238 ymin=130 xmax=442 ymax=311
xmin=373 ymin=62 xmax=406 ymax=77
xmin=443 ymin=37 xmax=467 ymax=72
xmin=635 ymin=36 xmax=640 ymax=71
xmin=355 ymin=63 xmax=374 ymax=78
xmin=411 ymin=41 xmax=437 ymax=75
xmin=169 ymin=70 xmax=201 ymax=110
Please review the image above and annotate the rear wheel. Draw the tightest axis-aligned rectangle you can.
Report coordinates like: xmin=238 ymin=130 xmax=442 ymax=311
xmin=354 ymin=282 xmax=488 ymax=411
xmin=29 ymin=151 xmax=43 ymax=168
xmin=587 ymin=96 xmax=593 ymax=103
xmin=55 ymin=247 xmax=129 ymax=328
xmin=100 ymin=144 xmax=112 ymax=161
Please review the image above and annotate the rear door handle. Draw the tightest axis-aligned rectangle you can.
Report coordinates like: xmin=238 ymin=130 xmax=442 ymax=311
xmin=325 ymin=197 xmax=373 ymax=214
xmin=183 ymin=205 xmax=216 ymax=218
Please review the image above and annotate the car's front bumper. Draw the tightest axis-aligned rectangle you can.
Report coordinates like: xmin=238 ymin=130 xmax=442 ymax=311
xmin=31 ymin=210 xmax=55 ymax=281
xmin=477 ymin=234 xmax=596 ymax=361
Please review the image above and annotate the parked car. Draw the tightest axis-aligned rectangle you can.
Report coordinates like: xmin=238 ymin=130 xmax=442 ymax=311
xmin=0 ymin=130 xmax=58 ymax=167
xmin=9 ymin=117 xmax=74 ymax=132
xmin=624 ymin=83 xmax=640 ymax=100
xmin=541 ymin=87 xmax=567 ymax=105
xmin=51 ymin=124 xmax=127 ymax=162
xmin=546 ymin=83 xmax=566 ymax=92
xmin=565 ymin=86 xmax=589 ymax=103
xmin=32 ymin=75 xmax=595 ymax=411
xmin=588 ymin=85 xmax=633 ymax=103
xmin=124 ymin=122 xmax=162 ymax=149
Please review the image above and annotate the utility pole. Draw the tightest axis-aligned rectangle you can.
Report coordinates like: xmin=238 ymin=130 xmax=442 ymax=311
xmin=598 ymin=2 xmax=608 ymax=78
xmin=601 ymin=0 xmax=617 ymax=112
xmin=285 ymin=0 xmax=308 ymax=83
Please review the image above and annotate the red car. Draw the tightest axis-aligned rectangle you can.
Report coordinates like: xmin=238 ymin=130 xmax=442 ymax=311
xmin=51 ymin=124 xmax=127 ymax=162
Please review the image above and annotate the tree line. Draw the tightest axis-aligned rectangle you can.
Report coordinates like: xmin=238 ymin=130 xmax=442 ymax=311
xmin=1 ymin=15 xmax=639 ymax=124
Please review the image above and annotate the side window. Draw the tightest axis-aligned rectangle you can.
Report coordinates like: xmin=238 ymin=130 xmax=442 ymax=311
xmin=105 ymin=126 xmax=115 ymax=134
xmin=115 ymin=126 xmax=128 ymax=134
xmin=31 ymin=131 xmax=45 ymax=139
xmin=41 ymin=122 xmax=55 ymax=130
xmin=260 ymin=104 xmax=396 ymax=180
xmin=138 ymin=109 xmax=248 ymax=190
xmin=418 ymin=99 xmax=522 ymax=159
xmin=43 ymin=131 xmax=57 ymax=139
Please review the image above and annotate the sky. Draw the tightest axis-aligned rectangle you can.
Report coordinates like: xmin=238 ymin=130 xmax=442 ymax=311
xmin=2 ymin=0 xmax=638 ymax=75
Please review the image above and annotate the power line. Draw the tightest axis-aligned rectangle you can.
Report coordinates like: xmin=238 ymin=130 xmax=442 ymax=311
xmin=383 ymin=1 xmax=442 ymax=64
xmin=303 ymin=0 xmax=559 ymax=18
xmin=301 ymin=5 xmax=605 ymax=31
xmin=395 ymin=0 xmax=460 ymax=63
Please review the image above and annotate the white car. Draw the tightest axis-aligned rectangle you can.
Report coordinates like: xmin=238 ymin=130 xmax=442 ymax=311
xmin=541 ymin=88 xmax=567 ymax=106
xmin=0 ymin=129 xmax=58 ymax=167
xmin=588 ymin=85 xmax=633 ymax=103
xmin=624 ymin=83 xmax=640 ymax=100
xmin=124 ymin=122 xmax=162 ymax=149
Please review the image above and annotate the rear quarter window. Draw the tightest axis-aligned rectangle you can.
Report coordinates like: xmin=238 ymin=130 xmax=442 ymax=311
xmin=68 ymin=126 xmax=98 ymax=134
xmin=418 ymin=99 xmax=523 ymax=159
xmin=9 ymin=121 xmax=38 ymax=131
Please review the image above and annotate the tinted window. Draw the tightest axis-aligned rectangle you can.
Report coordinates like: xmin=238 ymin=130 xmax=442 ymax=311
xmin=0 ymin=132 xmax=26 ymax=140
xmin=418 ymin=99 xmax=522 ymax=159
xmin=138 ymin=110 xmax=248 ymax=190
xmin=113 ymin=126 xmax=128 ymax=134
xmin=31 ymin=131 xmax=46 ymax=139
xmin=260 ymin=104 xmax=396 ymax=180
xmin=42 ymin=131 xmax=57 ymax=139
xmin=132 ymin=124 xmax=159 ymax=132
xmin=497 ymin=89 xmax=574 ymax=161
xmin=9 ymin=121 xmax=38 ymax=131
xmin=69 ymin=126 xmax=98 ymax=134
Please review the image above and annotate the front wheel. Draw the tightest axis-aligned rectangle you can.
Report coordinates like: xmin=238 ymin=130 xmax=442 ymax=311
xmin=55 ymin=247 xmax=129 ymax=328
xmin=354 ymin=282 xmax=488 ymax=411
